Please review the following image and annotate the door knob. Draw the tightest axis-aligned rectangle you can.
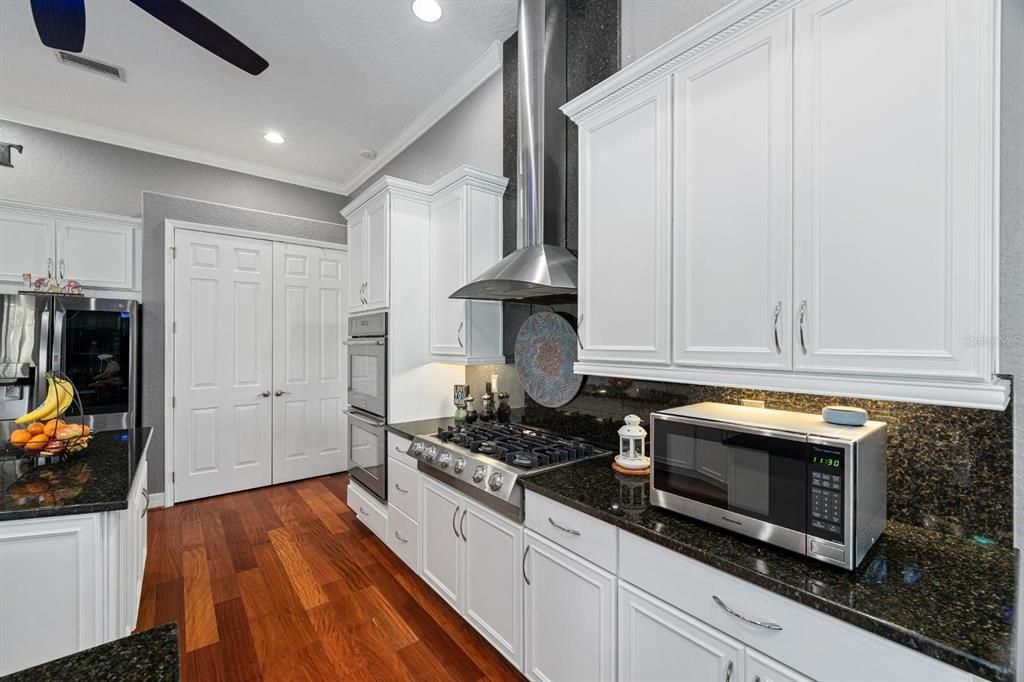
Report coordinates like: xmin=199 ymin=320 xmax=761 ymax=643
xmin=274 ymin=390 xmax=291 ymax=397
xmin=258 ymin=391 xmax=271 ymax=398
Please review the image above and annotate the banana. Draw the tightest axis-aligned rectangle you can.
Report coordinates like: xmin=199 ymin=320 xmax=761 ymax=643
xmin=16 ymin=375 xmax=58 ymax=424
xmin=53 ymin=377 xmax=76 ymax=416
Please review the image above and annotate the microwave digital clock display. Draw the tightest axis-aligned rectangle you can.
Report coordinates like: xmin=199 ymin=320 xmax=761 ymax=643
xmin=812 ymin=455 xmax=842 ymax=468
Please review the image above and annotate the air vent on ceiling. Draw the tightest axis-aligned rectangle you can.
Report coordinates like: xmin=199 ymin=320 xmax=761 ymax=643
xmin=55 ymin=51 xmax=126 ymax=81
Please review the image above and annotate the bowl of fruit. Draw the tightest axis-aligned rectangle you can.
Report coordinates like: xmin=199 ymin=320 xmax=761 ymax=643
xmin=7 ymin=374 xmax=92 ymax=457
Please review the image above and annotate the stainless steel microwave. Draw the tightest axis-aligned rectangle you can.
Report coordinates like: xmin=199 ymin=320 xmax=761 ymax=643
xmin=650 ymin=403 xmax=887 ymax=569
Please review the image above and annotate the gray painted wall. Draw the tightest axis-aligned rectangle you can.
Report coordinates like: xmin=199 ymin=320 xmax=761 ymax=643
xmin=0 ymin=120 xmax=347 ymax=223
xmin=349 ymin=71 xmax=503 ymax=198
xmin=621 ymin=0 xmax=733 ymax=66
xmin=143 ymin=193 xmax=346 ymax=494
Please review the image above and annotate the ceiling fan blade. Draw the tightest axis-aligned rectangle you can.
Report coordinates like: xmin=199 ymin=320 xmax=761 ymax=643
xmin=30 ymin=0 xmax=86 ymax=52
xmin=127 ymin=0 xmax=268 ymax=75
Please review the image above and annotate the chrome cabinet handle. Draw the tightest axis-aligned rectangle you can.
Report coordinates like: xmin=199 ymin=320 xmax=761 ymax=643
xmin=141 ymin=488 xmax=150 ymax=517
xmin=798 ymin=300 xmax=808 ymax=355
xmin=46 ymin=257 xmax=53 ymax=279
xmin=394 ymin=530 xmax=408 ymax=544
xmin=456 ymin=321 xmax=464 ymax=349
xmin=452 ymin=505 xmax=461 ymax=538
xmin=577 ymin=314 xmax=584 ymax=349
xmin=393 ymin=445 xmax=409 ymax=455
xmin=257 ymin=391 xmax=271 ymax=398
xmin=359 ymin=506 xmax=368 ymax=516
xmin=274 ymin=390 xmax=291 ymax=397
xmin=754 ymin=677 xmax=761 ymax=682
xmin=460 ymin=509 xmax=467 ymax=542
xmin=772 ymin=301 xmax=782 ymax=354
xmin=725 ymin=660 xmax=734 ymax=682
xmin=522 ymin=545 xmax=531 ymax=585
xmin=712 ymin=595 xmax=783 ymax=630
xmin=548 ymin=517 xmax=581 ymax=536
xmin=58 ymin=258 xmax=65 ymax=279
xmin=394 ymin=483 xmax=409 ymax=494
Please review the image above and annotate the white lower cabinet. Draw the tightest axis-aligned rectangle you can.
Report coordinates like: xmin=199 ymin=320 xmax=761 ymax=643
xmin=746 ymin=648 xmax=814 ymax=682
xmin=419 ymin=475 xmax=523 ymax=668
xmin=618 ymin=581 xmax=743 ymax=682
xmin=0 ymin=454 xmax=149 ymax=675
xmin=347 ymin=478 xmax=387 ymax=541
xmin=523 ymin=530 xmax=616 ymax=682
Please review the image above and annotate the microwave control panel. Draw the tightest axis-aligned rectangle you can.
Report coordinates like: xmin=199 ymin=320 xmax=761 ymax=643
xmin=808 ymin=443 xmax=846 ymax=543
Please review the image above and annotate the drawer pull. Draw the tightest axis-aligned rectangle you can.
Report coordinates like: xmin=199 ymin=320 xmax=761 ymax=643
xmin=394 ymin=483 xmax=409 ymax=494
xmin=394 ymin=531 xmax=409 ymax=544
xmin=460 ymin=509 xmax=467 ymax=542
xmin=452 ymin=505 xmax=461 ymax=538
xmin=359 ymin=506 xmax=368 ymax=516
xmin=712 ymin=595 xmax=782 ymax=631
xmin=394 ymin=445 xmax=410 ymax=455
xmin=548 ymin=517 xmax=581 ymax=536
xmin=522 ymin=545 xmax=531 ymax=585
xmin=725 ymin=660 xmax=733 ymax=682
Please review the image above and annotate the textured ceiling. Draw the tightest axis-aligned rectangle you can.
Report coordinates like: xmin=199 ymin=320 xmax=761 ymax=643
xmin=0 ymin=0 xmax=516 ymax=192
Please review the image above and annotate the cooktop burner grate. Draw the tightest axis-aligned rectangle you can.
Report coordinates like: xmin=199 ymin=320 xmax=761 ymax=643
xmin=435 ymin=423 xmax=607 ymax=470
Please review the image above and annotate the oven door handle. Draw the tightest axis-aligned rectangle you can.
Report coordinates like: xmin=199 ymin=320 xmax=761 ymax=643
xmin=343 ymin=338 xmax=386 ymax=346
xmin=344 ymin=409 xmax=386 ymax=428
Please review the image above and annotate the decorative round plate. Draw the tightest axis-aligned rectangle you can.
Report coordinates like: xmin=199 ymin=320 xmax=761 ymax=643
xmin=514 ymin=312 xmax=584 ymax=408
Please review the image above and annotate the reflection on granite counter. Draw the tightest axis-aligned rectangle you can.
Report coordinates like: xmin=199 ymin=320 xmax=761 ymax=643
xmin=520 ymin=454 xmax=1018 ymax=682
xmin=1 ymin=624 xmax=179 ymax=681
xmin=0 ymin=428 xmax=151 ymax=521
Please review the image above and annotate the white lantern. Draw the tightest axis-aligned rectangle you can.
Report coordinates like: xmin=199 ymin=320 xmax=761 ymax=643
xmin=616 ymin=415 xmax=649 ymax=470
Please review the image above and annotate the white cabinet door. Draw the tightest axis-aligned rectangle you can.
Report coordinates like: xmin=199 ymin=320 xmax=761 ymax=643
xmin=792 ymin=0 xmax=997 ymax=380
xmin=618 ymin=581 xmax=744 ymax=682
xmin=363 ymin=192 xmax=390 ymax=311
xmin=428 ymin=188 xmax=466 ymax=356
xmin=577 ymin=78 xmax=671 ymax=367
xmin=746 ymin=649 xmax=814 ymax=682
xmin=347 ymin=211 xmax=366 ymax=312
xmin=0 ymin=210 xmax=54 ymax=285
xmin=462 ymin=499 xmax=523 ymax=668
xmin=672 ymin=15 xmax=792 ymax=370
xmin=172 ymin=229 xmax=274 ymax=502
xmin=419 ymin=476 xmax=463 ymax=608
xmin=0 ymin=514 xmax=103 ymax=675
xmin=272 ymin=243 xmax=348 ymax=483
xmin=121 ymin=456 xmax=148 ymax=637
xmin=56 ymin=220 xmax=136 ymax=290
xmin=524 ymin=530 xmax=615 ymax=682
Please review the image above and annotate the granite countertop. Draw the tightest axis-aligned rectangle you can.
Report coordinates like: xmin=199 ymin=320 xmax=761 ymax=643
xmin=521 ymin=454 xmax=1018 ymax=682
xmin=1 ymin=623 xmax=179 ymax=681
xmin=0 ymin=427 xmax=152 ymax=521
xmin=386 ymin=409 xmax=529 ymax=441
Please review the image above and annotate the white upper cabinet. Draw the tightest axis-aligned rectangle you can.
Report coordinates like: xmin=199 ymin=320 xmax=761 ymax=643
xmin=576 ymin=78 xmax=672 ymax=366
xmin=671 ymin=14 xmax=792 ymax=371
xmin=427 ymin=168 xmax=506 ymax=365
xmin=563 ymin=0 xmax=1006 ymax=409
xmin=791 ymin=0 xmax=997 ymax=382
xmin=344 ymin=189 xmax=390 ymax=313
xmin=0 ymin=202 xmax=140 ymax=293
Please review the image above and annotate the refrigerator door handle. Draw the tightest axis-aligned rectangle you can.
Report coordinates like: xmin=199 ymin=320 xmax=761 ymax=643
xmin=35 ymin=303 xmax=53 ymax=403
xmin=51 ymin=302 xmax=66 ymax=375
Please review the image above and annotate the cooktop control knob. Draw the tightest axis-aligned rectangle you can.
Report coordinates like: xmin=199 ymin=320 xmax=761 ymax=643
xmin=487 ymin=472 xmax=504 ymax=491
xmin=411 ymin=442 xmax=424 ymax=455
xmin=437 ymin=452 xmax=452 ymax=468
xmin=453 ymin=457 xmax=466 ymax=474
xmin=472 ymin=466 xmax=487 ymax=483
xmin=424 ymin=446 xmax=437 ymax=461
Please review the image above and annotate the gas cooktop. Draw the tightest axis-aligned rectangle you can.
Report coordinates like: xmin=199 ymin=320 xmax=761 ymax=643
xmin=408 ymin=421 xmax=611 ymax=520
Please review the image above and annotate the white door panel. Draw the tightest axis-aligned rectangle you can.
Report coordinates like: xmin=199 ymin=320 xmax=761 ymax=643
xmin=0 ymin=211 xmax=54 ymax=285
xmin=272 ymin=242 xmax=348 ymax=484
xmin=364 ymin=193 xmax=389 ymax=310
xmin=672 ymin=15 xmax=792 ymax=370
xmin=429 ymin=189 xmax=466 ymax=355
xmin=173 ymin=229 xmax=274 ymax=502
xmin=420 ymin=476 xmax=462 ymax=608
xmin=56 ymin=220 xmax=136 ymax=290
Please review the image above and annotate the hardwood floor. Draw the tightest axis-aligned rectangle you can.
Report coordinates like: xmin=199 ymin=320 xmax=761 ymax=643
xmin=137 ymin=473 xmax=525 ymax=681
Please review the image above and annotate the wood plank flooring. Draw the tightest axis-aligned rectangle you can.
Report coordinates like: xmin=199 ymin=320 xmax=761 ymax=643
xmin=137 ymin=473 xmax=525 ymax=681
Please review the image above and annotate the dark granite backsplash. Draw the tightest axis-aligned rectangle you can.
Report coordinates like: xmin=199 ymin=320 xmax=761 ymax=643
xmin=521 ymin=376 xmax=1016 ymax=546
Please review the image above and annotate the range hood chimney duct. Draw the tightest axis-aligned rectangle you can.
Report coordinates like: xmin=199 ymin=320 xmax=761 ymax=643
xmin=450 ymin=0 xmax=577 ymax=301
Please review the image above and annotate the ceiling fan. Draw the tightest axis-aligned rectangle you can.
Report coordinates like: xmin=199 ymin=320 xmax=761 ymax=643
xmin=29 ymin=0 xmax=269 ymax=76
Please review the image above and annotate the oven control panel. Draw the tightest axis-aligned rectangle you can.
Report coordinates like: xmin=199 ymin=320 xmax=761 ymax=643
xmin=808 ymin=443 xmax=846 ymax=543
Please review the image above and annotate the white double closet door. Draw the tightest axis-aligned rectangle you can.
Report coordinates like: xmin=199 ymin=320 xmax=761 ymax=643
xmin=172 ymin=228 xmax=348 ymax=503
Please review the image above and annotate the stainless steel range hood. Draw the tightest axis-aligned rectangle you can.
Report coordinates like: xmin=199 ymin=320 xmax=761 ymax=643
xmin=450 ymin=0 xmax=577 ymax=301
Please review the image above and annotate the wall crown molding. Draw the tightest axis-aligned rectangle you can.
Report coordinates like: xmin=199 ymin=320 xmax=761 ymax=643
xmin=0 ymin=198 xmax=142 ymax=227
xmin=341 ymin=165 xmax=507 ymax=219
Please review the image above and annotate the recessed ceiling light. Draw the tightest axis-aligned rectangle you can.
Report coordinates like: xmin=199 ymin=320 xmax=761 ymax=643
xmin=263 ymin=131 xmax=285 ymax=144
xmin=360 ymin=149 xmax=378 ymax=160
xmin=411 ymin=0 xmax=442 ymax=22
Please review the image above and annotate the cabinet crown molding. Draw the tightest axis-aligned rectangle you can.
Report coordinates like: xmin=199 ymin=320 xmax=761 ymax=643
xmin=341 ymin=166 xmax=508 ymax=220
xmin=562 ymin=0 xmax=795 ymax=123
xmin=0 ymin=198 xmax=142 ymax=228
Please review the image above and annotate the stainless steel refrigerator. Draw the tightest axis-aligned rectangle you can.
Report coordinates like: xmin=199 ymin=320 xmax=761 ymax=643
xmin=0 ymin=294 xmax=139 ymax=439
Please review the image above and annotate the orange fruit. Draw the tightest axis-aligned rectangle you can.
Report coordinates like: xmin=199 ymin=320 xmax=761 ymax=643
xmin=43 ymin=419 xmax=66 ymax=438
xmin=25 ymin=433 xmax=49 ymax=452
xmin=9 ymin=429 xmax=31 ymax=447
xmin=26 ymin=422 xmax=45 ymax=435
